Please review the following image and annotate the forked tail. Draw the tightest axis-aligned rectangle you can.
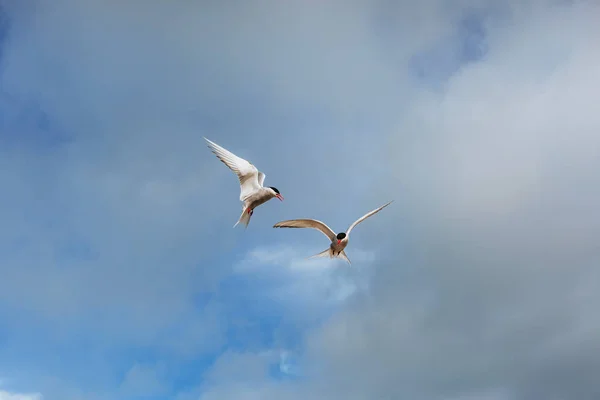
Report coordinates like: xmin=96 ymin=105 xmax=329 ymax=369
xmin=339 ymin=250 xmax=351 ymax=265
xmin=306 ymin=248 xmax=351 ymax=265
xmin=233 ymin=208 xmax=252 ymax=228
xmin=306 ymin=248 xmax=332 ymax=260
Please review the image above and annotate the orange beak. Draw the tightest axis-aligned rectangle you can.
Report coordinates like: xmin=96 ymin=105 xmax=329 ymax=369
xmin=276 ymin=194 xmax=284 ymax=201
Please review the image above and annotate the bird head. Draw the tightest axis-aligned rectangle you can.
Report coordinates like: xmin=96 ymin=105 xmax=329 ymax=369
xmin=269 ymin=187 xmax=284 ymax=201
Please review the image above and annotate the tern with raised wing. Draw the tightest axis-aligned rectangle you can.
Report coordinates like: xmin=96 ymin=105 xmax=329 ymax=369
xmin=273 ymin=201 xmax=393 ymax=264
xmin=204 ymin=137 xmax=283 ymax=228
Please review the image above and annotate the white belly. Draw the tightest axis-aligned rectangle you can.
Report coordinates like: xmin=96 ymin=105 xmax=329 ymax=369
xmin=330 ymin=239 xmax=348 ymax=255
xmin=244 ymin=189 xmax=272 ymax=210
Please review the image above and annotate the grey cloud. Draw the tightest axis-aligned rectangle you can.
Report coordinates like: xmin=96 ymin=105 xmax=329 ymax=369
xmin=195 ymin=1 xmax=600 ymax=400
xmin=0 ymin=0 xmax=425 ymax=395
xmin=300 ymin=2 xmax=600 ymax=400
xmin=0 ymin=0 xmax=444 ymax=316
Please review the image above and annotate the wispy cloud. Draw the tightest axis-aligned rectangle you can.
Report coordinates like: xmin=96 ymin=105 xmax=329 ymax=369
xmin=235 ymin=244 xmax=374 ymax=308
xmin=0 ymin=390 xmax=42 ymax=400
xmin=117 ymin=363 xmax=168 ymax=398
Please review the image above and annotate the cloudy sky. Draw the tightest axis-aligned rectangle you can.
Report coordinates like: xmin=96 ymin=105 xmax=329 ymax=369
xmin=1 ymin=0 xmax=599 ymax=399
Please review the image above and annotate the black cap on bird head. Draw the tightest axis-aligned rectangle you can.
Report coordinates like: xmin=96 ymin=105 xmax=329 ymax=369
xmin=270 ymin=187 xmax=284 ymax=201
xmin=336 ymin=232 xmax=346 ymax=243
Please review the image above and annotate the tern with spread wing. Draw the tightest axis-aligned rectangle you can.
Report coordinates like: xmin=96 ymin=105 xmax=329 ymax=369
xmin=273 ymin=201 xmax=393 ymax=264
xmin=204 ymin=137 xmax=283 ymax=228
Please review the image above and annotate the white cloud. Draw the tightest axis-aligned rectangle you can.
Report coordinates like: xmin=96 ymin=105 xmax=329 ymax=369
xmin=0 ymin=390 xmax=42 ymax=400
xmin=118 ymin=363 xmax=168 ymax=398
xmin=235 ymin=244 xmax=375 ymax=309
xmin=278 ymin=351 xmax=300 ymax=377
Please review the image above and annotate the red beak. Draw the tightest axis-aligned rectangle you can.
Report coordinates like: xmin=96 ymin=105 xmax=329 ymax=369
xmin=276 ymin=194 xmax=284 ymax=201
xmin=337 ymin=240 xmax=341 ymax=244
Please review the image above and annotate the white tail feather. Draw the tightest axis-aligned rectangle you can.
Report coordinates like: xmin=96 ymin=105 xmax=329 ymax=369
xmin=233 ymin=208 xmax=252 ymax=228
xmin=339 ymin=250 xmax=351 ymax=265
xmin=305 ymin=248 xmax=351 ymax=265
xmin=306 ymin=248 xmax=332 ymax=260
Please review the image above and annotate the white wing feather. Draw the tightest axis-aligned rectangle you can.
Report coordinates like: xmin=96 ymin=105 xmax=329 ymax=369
xmin=258 ymin=172 xmax=266 ymax=187
xmin=273 ymin=219 xmax=337 ymax=241
xmin=346 ymin=200 xmax=394 ymax=237
xmin=204 ymin=137 xmax=264 ymax=201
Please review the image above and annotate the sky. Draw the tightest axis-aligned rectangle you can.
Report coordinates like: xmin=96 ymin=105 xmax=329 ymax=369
xmin=0 ymin=0 xmax=599 ymax=399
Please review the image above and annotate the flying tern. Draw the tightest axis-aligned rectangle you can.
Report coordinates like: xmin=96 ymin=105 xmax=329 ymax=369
xmin=273 ymin=200 xmax=393 ymax=264
xmin=204 ymin=137 xmax=283 ymax=228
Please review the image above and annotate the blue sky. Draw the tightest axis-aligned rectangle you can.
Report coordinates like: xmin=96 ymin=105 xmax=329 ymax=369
xmin=1 ymin=1 xmax=600 ymax=399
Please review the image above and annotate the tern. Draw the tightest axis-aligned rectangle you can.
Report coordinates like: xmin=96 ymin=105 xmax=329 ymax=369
xmin=273 ymin=200 xmax=393 ymax=264
xmin=204 ymin=137 xmax=283 ymax=228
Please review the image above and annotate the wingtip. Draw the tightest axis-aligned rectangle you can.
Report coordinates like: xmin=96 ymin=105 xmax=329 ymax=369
xmin=203 ymin=137 xmax=218 ymax=148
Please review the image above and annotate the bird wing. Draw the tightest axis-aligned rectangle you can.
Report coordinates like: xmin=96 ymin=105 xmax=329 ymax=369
xmin=258 ymin=171 xmax=266 ymax=187
xmin=346 ymin=200 xmax=394 ymax=237
xmin=204 ymin=137 xmax=263 ymax=201
xmin=273 ymin=219 xmax=337 ymax=241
